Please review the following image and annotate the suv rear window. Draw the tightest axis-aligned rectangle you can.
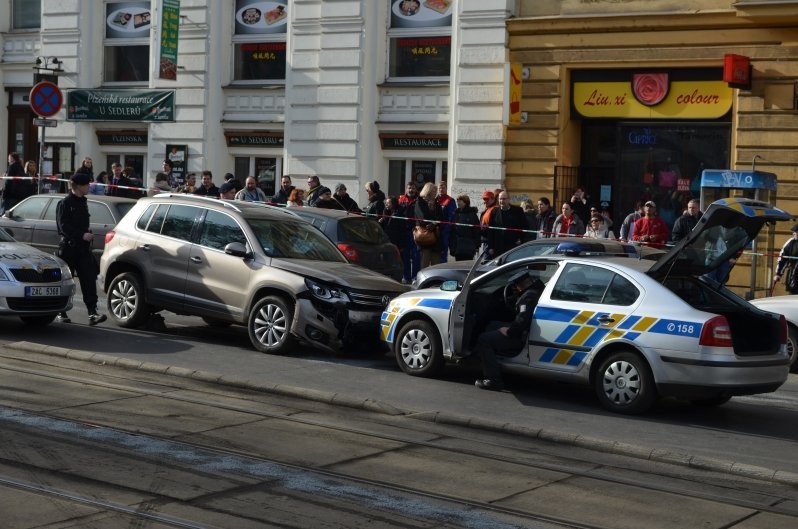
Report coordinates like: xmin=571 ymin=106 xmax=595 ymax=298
xmin=248 ymin=218 xmax=346 ymax=262
xmin=337 ymin=218 xmax=389 ymax=244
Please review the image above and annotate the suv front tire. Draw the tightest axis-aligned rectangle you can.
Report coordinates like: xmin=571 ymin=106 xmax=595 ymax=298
xmin=248 ymin=295 xmax=296 ymax=354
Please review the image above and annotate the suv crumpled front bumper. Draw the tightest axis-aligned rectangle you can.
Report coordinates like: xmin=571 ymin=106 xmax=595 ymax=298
xmin=294 ymin=292 xmax=391 ymax=352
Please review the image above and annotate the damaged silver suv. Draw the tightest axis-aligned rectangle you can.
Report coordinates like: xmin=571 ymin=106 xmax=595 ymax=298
xmin=99 ymin=195 xmax=408 ymax=354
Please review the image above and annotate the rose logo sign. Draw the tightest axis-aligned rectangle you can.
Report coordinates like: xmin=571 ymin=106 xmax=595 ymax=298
xmin=632 ymin=73 xmax=669 ymax=106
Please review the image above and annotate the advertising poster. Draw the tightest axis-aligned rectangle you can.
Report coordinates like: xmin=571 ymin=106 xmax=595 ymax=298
xmin=67 ymin=90 xmax=175 ymax=122
xmin=234 ymin=0 xmax=288 ymax=35
xmin=389 ymin=0 xmax=453 ymax=29
xmin=159 ymin=0 xmax=180 ymax=80
xmin=106 ymin=1 xmax=151 ymax=39
xmin=166 ymin=144 xmax=188 ymax=188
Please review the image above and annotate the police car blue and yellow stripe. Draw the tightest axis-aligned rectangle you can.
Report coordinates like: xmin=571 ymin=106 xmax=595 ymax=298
xmin=533 ymin=307 xmax=702 ymax=367
xmin=380 ymin=298 xmax=453 ymax=343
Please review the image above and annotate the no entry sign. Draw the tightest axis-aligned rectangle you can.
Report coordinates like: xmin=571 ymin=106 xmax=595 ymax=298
xmin=30 ymin=81 xmax=63 ymax=118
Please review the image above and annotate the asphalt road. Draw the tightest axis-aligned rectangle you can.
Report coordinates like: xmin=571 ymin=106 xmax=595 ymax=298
xmin=1 ymin=298 xmax=797 ymax=481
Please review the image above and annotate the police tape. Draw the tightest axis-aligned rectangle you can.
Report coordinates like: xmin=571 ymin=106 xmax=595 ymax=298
xmin=1 ymin=174 xmax=157 ymax=195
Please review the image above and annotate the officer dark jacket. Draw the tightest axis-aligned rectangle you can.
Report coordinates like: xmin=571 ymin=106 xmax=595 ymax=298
xmin=506 ymin=282 xmax=543 ymax=340
xmin=56 ymin=193 xmax=90 ymax=246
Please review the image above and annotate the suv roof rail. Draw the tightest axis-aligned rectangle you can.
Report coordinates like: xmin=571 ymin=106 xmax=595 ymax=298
xmin=246 ymin=201 xmax=301 ymax=218
xmin=150 ymin=193 xmax=244 ymax=213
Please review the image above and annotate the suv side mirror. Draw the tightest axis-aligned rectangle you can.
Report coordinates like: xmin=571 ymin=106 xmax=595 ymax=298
xmin=224 ymin=242 xmax=250 ymax=258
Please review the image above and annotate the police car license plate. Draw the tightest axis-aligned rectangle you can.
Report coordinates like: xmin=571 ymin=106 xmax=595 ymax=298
xmin=25 ymin=286 xmax=61 ymax=297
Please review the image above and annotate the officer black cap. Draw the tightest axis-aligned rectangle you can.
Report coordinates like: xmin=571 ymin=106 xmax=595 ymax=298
xmin=792 ymin=223 xmax=798 ymax=233
xmin=70 ymin=171 xmax=90 ymax=185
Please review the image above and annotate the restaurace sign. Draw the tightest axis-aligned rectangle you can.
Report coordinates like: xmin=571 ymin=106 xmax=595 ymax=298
xmin=67 ymin=90 xmax=175 ymax=122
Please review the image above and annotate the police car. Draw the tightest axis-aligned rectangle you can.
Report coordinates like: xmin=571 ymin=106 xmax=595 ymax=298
xmin=0 ymin=227 xmax=75 ymax=325
xmin=380 ymin=198 xmax=792 ymax=414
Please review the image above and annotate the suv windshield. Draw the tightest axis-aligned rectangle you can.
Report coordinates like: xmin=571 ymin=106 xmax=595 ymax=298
xmin=338 ymin=218 xmax=389 ymax=244
xmin=248 ymin=218 xmax=347 ymax=262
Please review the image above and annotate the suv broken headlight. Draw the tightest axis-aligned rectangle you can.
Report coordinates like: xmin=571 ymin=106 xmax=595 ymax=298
xmin=305 ymin=278 xmax=350 ymax=302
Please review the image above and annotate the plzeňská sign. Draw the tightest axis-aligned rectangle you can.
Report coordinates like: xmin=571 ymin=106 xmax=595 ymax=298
xmin=67 ymin=90 xmax=175 ymax=122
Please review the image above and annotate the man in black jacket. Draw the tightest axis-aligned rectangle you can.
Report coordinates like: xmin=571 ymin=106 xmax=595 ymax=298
xmin=474 ymin=271 xmax=544 ymax=391
xmin=671 ymin=198 xmax=702 ymax=242
xmin=487 ymin=191 xmax=527 ymax=258
xmin=55 ymin=172 xmax=107 ymax=325
xmin=2 ymin=152 xmax=27 ymax=212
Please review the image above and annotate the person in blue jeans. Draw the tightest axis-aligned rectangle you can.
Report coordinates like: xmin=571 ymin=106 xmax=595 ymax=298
xmin=398 ymin=182 xmax=420 ymax=283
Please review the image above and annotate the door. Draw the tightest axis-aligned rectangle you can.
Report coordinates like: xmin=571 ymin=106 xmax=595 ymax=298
xmin=530 ymin=262 xmax=642 ymax=374
xmin=184 ymin=209 xmax=253 ymax=320
xmin=2 ymin=196 xmax=52 ymax=245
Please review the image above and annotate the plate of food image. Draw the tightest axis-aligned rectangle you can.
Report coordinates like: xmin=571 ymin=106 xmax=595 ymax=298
xmin=236 ymin=2 xmax=288 ymax=33
xmin=391 ymin=0 xmax=453 ymax=28
xmin=106 ymin=6 xmax=151 ymax=34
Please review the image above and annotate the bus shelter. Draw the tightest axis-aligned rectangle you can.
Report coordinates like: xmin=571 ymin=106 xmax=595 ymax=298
xmin=700 ymin=169 xmax=779 ymax=299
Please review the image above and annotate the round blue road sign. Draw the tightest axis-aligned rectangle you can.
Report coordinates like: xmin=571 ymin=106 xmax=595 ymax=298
xmin=30 ymin=81 xmax=63 ymax=118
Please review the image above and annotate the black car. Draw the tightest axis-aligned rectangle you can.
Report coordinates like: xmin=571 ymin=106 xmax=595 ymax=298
xmin=0 ymin=194 xmax=138 ymax=259
xmin=288 ymin=208 xmax=403 ymax=281
xmin=412 ymin=237 xmax=665 ymax=289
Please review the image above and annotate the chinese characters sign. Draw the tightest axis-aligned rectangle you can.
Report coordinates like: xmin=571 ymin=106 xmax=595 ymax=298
xmin=159 ymin=0 xmax=180 ymax=80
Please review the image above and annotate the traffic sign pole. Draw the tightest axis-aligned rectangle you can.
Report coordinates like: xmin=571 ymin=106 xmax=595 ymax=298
xmin=29 ymin=81 xmax=64 ymax=195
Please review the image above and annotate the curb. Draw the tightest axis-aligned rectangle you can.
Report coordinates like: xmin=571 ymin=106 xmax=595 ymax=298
xmin=5 ymin=341 xmax=798 ymax=488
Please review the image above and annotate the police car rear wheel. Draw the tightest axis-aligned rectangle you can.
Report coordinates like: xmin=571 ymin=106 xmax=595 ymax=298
xmin=595 ymin=351 xmax=656 ymax=414
xmin=396 ymin=320 xmax=443 ymax=377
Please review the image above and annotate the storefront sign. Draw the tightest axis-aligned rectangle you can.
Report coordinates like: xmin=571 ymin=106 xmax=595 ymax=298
xmin=504 ymin=63 xmax=523 ymax=125
xmin=224 ymin=131 xmax=284 ymax=147
xmin=159 ymin=0 xmax=180 ymax=80
xmin=96 ymin=130 xmax=148 ymax=145
xmin=380 ymin=134 xmax=448 ymax=150
xmin=67 ymin=90 xmax=175 ymax=122
xmin=573 ymin=81 xmax=732 ymax=119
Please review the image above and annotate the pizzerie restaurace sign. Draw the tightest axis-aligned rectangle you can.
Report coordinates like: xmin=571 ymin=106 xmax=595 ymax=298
xmin=572 ymin=77 xmax=732 ymax=119
xmin=66 ymin=90 xmax=175 ymax=122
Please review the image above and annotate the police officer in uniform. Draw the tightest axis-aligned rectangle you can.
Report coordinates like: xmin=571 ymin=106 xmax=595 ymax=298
xmin=55 ymin=172 xmax=107 ymax=325
xmin=474 ymin=271 xmax=544 ymax=391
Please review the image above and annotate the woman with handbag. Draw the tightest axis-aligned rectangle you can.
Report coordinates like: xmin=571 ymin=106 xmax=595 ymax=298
xmin=449 ymin=194 xmax=481 ymax=261
xmin=414 ymin=182 xmax=443 ymax=270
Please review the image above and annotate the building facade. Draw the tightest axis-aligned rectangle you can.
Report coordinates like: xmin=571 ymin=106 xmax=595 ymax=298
xmin=1 ymin=0 xmax=514 ymax=205
xmin=507 ymin=0 xmax=798 ymax=295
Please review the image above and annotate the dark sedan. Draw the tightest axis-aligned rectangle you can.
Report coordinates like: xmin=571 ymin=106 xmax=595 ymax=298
xmin=288 ymin=208 xmax=402 ymax=281
xmin=412 ymin=237 xmax=664 ymax=288
xmin=0 ymin=194 xmax=137 ymax=259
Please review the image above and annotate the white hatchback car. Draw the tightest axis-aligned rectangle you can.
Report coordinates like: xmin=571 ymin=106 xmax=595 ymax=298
xmin=381 ymin=198 xmax=792 ymax=414
xmin=749 ymin=295 xmax=798 ymax=372
xmin=0 ymin=227 xmax=75 ymax=325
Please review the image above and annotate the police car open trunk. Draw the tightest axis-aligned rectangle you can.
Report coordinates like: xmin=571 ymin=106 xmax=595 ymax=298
xmin=649 ymin=198 xmax=791 ymax=356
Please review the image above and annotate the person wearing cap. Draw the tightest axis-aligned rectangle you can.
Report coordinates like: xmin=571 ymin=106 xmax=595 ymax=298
xmin=362 ymin=180 xmax=385 ymax=219
xmin=313 ymin=186 xmax=337 ymax=209
xmin=774 ymin=223 xmax=798 ymax=294
xmin=224 ymin=172 xmax=243 ymax=192
xmin=472 ymin=271 xmax=545 ymax=391
xmin=219 ymin=180 xmax=237 ymax=200
xmin=631 ymin=201 xmax=668 ymax=248
xmin=333 ymin=183 xmax=359 ymax=212
xmin=236 ymin=176 xmax=268 ymax=202
xmin=54 ymin=172 xmax=107 ymax=326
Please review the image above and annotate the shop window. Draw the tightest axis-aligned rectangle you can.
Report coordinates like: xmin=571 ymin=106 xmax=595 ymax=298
xmin=234 ymin=156 xmax=281 ymax=196
xmin=232 ymin=0 xmax=287 ymax=83
xmin=106 ymin=154 xmax=144 ymax=182
xmin=104 ymin=2 xmax=151 ymax=84
xmin=388 ymin=159 xmax=446 ymax=196
xmin=13 ymin=0 xmax=40 ymax=30
xmin=387 ymin=0 xmax=452 ymax=81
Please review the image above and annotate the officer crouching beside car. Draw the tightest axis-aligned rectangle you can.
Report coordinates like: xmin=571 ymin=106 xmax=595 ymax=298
xmin=55 ymin=171 xmax=107 ymax=326
xmin=473 ymin=271 xmax=544 ymax=391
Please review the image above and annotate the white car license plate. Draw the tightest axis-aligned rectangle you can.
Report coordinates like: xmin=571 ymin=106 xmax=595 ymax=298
xmin=25 ymin=286 xmax=61 ymax=297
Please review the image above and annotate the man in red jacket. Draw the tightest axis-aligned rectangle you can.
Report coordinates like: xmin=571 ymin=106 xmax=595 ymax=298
xmin=631 ymin=200 xmax=669 ymax=248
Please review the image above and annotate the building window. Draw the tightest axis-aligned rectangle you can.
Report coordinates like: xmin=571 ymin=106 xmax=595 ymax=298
xmin=387 ymin=0 xmax=452 ymax=81
xmin=234 ymin=156 xmax=281 ymax=196
xmin=104 ymin=2 xmax=151 ymax=84
xmin=232 ymin=0 xmax=287 ymax=83
xmin=12 ymin=0 xmax=41 ymax=30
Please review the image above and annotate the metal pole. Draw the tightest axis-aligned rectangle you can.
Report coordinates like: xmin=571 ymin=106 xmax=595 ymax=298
xmin=37 ymin=124 xmax=45 ymax=194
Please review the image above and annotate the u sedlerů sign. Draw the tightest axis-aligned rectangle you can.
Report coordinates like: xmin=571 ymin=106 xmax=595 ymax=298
xmin=67 ymin=90 xmax=175 ymax=122
xmin=224 ymin=131 xmax=284 ymax=147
